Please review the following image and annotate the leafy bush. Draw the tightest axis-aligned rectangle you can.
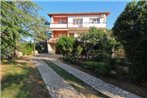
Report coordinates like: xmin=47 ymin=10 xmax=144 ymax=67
xmin=112 ymin=1 xmax=147 ymax=83
xmin=109 ymin=58 xmax=126 ymax=66
xmin=83 ymin=61 xmax=98 ymax=69
xmin=76 ymin=46 xmax=83 ymax=55
xmin=19 ymin=42 xmax=33 ymax=55
xmin=93 ymin=52 xmax=111 ymax=62
xmin=96 ymin=62 xmax=111 ymax=75
xmin=92 ymin=53 xmax=104 ymax=61
xmin=56 ymin=36 xmax=74 ymax=57
xmin=84 ymin=61 xmax=111 ymax=75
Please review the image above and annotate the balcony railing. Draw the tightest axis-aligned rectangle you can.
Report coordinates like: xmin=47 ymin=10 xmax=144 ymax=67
xmin=50 ymin=23 xmax=67 ymax=28
xmin=49 ymin=22 xmax=106 ymax=28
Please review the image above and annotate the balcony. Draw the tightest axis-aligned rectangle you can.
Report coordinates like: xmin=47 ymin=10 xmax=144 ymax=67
xmin=68 ymin=22 xmax=106 ymax=28
xmin=50 ymin=23 xmax=67 ymax=28
xmin=49 ymin=22 xmax=106 ymax=29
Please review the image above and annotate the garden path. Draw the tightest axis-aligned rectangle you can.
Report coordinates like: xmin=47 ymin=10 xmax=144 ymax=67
xmin=33 ymin=58 xmax=85 ymax=98
xmin=31 ymin=54 xmax=141 ymax=98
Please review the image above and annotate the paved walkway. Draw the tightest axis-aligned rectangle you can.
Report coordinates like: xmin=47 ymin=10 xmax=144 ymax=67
xmin=49 ymin=59 xmax=140 ymax=98
xmin=32 ymin=54 xmax=141 ymax=98
xmin=33 ymin=59 xmax=85 ymax=98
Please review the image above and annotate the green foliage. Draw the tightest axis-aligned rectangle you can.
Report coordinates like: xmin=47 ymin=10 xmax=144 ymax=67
xmin=112 ymin=1 xmax=147 ymax=83
xmin=1 ymin=2 xmax=22 ymax=58
xmin=1 ymin=1 xmax=48 ymax=59
xmin=72 ymin=40 xmax=83 ymax=57
xmin=56 ymin=36 xmax=74 ymax=57
xmin=83 ymin=61 xmax=98 ymax=69
xmin=93 ymin=53 xmax=111 ymax=62
xmin=96 ymin=62 xmax=111 ymax=75
xmin=19 ymin=42 xmax=33 ymax=55
xmin=84 ymin=61 xmax=111 ymax=75
xmin=76 ymin=46 xmax=83 ymax=55
xmin=78 ymin=27 xmax=118 ymax=58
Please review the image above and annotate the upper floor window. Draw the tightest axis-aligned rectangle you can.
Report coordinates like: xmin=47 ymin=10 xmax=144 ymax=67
xmin=89 ymin=18 xmax=100 ymax=24
xmin=73 ymin=18 xmax=83 ymax=25
xmin=58 ymin=20 xmax=66 ymax=24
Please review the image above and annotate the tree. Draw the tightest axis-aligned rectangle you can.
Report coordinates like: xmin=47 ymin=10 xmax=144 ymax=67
xmin=1 ymin=1 xmax=48 ymax=59
xmin=30 ymin=18 xmax=48 ymax=54
xmin=1 ymin=2 xmax=23 ymax=58
xmin=78 ymin=27 xmax=117 ymax=59
xmin=112 ymin=1 xmax=147 ymax=83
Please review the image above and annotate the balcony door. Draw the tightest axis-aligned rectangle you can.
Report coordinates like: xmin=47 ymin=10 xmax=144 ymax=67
xmin=58 ymin=20 xmax=66 ymax=24
xmin=89 ymin=18 xmax=100 ymax=24
xmin=73 ymin=18 xmax=83 ymax=27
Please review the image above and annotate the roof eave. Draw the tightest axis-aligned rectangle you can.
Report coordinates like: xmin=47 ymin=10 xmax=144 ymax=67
xmin=48 ymin=12 xmax=110 ymax=17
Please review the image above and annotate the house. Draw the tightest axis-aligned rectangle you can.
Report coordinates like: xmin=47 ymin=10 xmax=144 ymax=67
xmin=47 ymin=12 xmax=110 ymax=53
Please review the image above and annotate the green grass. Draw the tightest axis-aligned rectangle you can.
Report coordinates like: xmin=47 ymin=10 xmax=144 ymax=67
xmin=1 ymin=59 xmax=51 ymax=98
xmin=44 ymin=60 xmax=109 ymax=98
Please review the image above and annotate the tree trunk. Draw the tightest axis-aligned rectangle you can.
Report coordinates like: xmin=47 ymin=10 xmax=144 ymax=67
xmin=33 ymin=38 xmax=36 ymax=55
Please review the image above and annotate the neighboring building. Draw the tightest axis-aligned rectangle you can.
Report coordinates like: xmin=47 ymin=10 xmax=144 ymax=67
xmin=47 ymin=12 xmax=110 ymax=53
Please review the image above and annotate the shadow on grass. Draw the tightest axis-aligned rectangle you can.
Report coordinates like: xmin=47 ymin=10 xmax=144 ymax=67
xmin=1 ymin=60 xmax=51 ymax=98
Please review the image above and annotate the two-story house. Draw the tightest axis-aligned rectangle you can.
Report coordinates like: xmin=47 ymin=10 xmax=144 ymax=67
xmin=47 ymin=12 xmax=110 ymax=53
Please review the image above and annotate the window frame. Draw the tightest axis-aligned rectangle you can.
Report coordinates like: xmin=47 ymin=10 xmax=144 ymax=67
xmin=73 ymin=18 xmax=83 ymax=25
xmin=89 ymin=18 xmax=100 ymax=24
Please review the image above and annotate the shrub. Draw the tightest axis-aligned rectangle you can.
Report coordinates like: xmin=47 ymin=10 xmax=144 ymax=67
xmin=95 ymin=62 xmax=111 ymax=75
xmin=76 ymin=46 xmax=83 ymax=55
xmin=92 ymin=53 xmax=104 ymax=61
xmin=71 ymin=39 xmax=83 ymax=57
xmin=93 ymin=52 xmax=111 ymax=62
xmin=78 ymin=27 xmax=118 ymax=59
xmin=84 ymin=61 xmax=111 ymax=75
xmin=112 ymin=1 xmax=147 ymax=83
xmin=56 ymin=36 xmax=74 ymax=57
xmin=83 ymin=61 xmax=98 ymax=69
xmin=109 ymin=58 xmax=126 ymax=66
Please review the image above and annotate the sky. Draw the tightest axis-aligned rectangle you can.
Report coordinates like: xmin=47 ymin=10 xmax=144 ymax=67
xmin=34 ymin=0 xmax=131 ymax=29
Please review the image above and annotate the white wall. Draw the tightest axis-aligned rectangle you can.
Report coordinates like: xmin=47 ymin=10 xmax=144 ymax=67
xmin=47 ymin=43 xmax=55 ymax=53
xmin=67 ymin=15 xmax=107 ymax=28
xmin=50 ymin=24 xmax=67 ymax=28
xmin=50 ymin=14 xmax=107 ymax=28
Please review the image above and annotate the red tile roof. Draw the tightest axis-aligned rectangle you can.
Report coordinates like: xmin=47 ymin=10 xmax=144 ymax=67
xmin=48 ymin=12 xmax=110 ymax=17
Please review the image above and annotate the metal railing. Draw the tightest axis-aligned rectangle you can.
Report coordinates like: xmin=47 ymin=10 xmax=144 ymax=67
xmin=49 ymin=22 xmax=106 ymax=28
xmin=50 ymin=22 xmax=106 ymax=24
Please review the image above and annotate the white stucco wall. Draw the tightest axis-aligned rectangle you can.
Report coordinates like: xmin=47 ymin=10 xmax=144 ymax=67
xmin=50 ymin=14 xmax=107 ymax=29
xmin=68 ymin=15 xmax=107 ymax=28
xmin=47 ymin=43 xmax=55 ymax=53
xmin=50 ymin=24 xmax=67 ymax=28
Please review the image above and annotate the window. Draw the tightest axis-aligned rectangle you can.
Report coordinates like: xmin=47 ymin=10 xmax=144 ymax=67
xmin=89 ymin=18 xmax=100 ymax=24
xmin=58 ymin=20 xmax=66 ymax=24
xmin=73 ymin=18 xmax=83 ymax=25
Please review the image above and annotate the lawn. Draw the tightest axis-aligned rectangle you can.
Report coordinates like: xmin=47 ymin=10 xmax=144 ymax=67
xmin=1 ymin=57 xmax=51 ymax=98
xmin=44 ymin=60 xmax=109 ymax=98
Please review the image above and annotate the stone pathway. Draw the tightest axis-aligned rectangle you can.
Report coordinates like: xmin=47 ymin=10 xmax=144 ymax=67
xmin=33 ymin=59 xmax=85 ymax=98
xmin=32 ymin=54 xmax=141 ymax=98
xmin=48 ymin=58 xmax=141 ymax=98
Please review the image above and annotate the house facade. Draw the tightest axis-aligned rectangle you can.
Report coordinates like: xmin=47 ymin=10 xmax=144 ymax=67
xmin=47 ymin=12 xmax=110 ymax=53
